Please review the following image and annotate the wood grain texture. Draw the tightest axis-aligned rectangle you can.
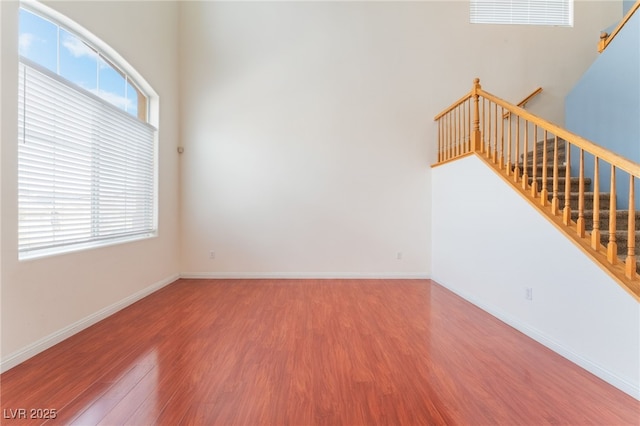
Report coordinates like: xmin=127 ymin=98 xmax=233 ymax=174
xmin=1 ymin=279 xmax=638 ymax=425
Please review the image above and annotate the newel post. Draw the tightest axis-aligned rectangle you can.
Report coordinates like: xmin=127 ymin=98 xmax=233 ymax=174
xmin=471 ymin=78 xmax=482 ymax=152
xmin=598 ymin=31 xmax=608 ymax=53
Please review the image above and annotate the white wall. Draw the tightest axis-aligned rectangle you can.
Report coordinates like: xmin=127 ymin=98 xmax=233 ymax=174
xmin=178 ymin=1 xmax=619 ymax=278
xmin=432 ymin=155 xmax=640 ymax=399
xmin=0 ymin=1 xmax=181 ymax=369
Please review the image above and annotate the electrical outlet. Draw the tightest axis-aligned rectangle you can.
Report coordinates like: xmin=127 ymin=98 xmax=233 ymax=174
xmin=209 ymin=251 xmax=215 ymax=260
xmin=525 ymin=288 xmax=533 ymax=301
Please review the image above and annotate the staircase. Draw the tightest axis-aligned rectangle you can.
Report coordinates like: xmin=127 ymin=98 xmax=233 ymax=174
xmin=519 ymin=139 xmax=640 ymax=272
xmin=434 ymin=79 xmax=640 ymax=298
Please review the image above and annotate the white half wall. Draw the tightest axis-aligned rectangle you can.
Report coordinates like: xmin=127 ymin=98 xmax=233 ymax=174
xmin=178 ymin=1 xmax=619 ymax=278
xmin=431 ymin=155 xmax=640 ymax=399
xmin=1 ymin=1 xmax=181 ymax=367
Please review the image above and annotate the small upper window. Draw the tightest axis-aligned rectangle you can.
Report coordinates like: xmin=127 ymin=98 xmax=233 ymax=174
xmin=19 ymin=7 xmax=148 ymax=121
xmin=470 ymin=0 xmax=573 ymax=27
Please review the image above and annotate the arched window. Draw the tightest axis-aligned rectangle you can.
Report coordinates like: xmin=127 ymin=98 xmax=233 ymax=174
xmin=18 ymin=1 xmax=158 ymax=259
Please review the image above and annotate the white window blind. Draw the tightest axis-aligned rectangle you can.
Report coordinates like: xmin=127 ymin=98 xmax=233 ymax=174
xmin=470 ymin=0 xmax=573 ymax=26
xmin=18 ymin=59 xmax=157 ymax=258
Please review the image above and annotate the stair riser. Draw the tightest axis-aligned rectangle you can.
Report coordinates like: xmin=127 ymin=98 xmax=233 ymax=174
xmin=572 ymin=213 xmax=640 ymax=231
xmin=600 ymin=235 xmax=640 ymax=256
xmin=522 ymin=141 xmax=566 ymax=158
xmin=553 ymin=194 xmax=610 ymax=211
xmin=530 ymin=138 xmax=566 ymax=151
xmin=532 ymin=179 xmax=591 ymax=193
xmin=521 ymin=151 xmax=566 ymax=165
xmin=522 ymin=165 xmax=567 ymax=176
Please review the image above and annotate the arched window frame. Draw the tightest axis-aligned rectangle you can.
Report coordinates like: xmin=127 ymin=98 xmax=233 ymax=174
xmin=17 ymin=0 xmax=159 ymax=259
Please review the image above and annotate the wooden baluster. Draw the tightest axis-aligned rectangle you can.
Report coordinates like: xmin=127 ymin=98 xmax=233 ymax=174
xmin=455 ymin=106 xmax=459 ymax=157
xmin=492 ymin=103 xmax=498 ymax=164
xmin=551 ymin=136 xmax=560 ymax=215
xmin=452 ymin=107 xmax=456 ymax=157
xmin=452 ymin=110 xmax=455 ymax=158
xmin=577 ymin=149 xmax=586 ymax=237
xmin=499 ymin=107 xmax=505 ymax=169
xmin=514 ymin=117 xmax=520 ymax=183
xmin=471 ymin=78 xmax=481 ymax=152
xmin=462 ymin=101 xmax=467 ymax=154
xmin=460 ymin=103 xmax=464 ymax=154
xmin=450 ymin=113 xmax=454 ymax=160
xmin=452 ymin=108 xmax=455 ymax=158
xmin=563 ymin=141 xmax=572 ymax=225
xmin=446 ymin=116 xmax=449 ymax=160
xmin=468 ymin=99 xmax=472 ymax=152
xmin=438 ymin=120 xmax=442 ymax=162
xmin=591 ymin=157 xmax=601 ymax=250
xmin=625 ymin=175 xmax=636 ymax=279
xmin=522 ymin=121 xmax=529 ymax=190
xmin=506 ymin=114 xmax=512 ymax=177
xmin=457 ymin=105 xmax=464 ymax=156
xmin=540 ymin=130 xmax=549 ymax=206
xmin=444 ymin=115 xmax=448 ymax=161
xmin=486 ymin=100 xmax=492 ymax=158
xmin=607 ymin=165 xmax=617 ymax=264
xmin=448 ymin=112 xmax=452 ymax=159
xmin=481 ymin=98 xmax=486 ymax=154
xmin=442 ymin=114 xmax=451 ymax=160
xmin=448 ymin=112 xmax=451 ymax=159
xmin=467 ymin=99 xmax=472 ymax=152
xmin=531 ymin=126 xmax=538 ymax=197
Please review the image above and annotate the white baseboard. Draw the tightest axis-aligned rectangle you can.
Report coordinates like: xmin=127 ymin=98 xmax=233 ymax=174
xmin=435 ymin=280 xmax=640 ymax=401
xmin=0 ymin=273 xmax=180 ymax=373
xmin=180 ymin=272 xmax=430 ymax=280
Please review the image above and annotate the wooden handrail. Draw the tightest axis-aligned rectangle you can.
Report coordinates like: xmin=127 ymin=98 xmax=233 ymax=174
xmin=433 ymin=78 xmax=640 ymax=299
xmin=503 ymin=87 xmax=542 ymax=119
xmin=434 ymin=92 xmax=472 ymax=121
xmin=478 ymin=88 xmax=640 ymax=177
xmin=598 ymin=0 xmax=640 ymax=53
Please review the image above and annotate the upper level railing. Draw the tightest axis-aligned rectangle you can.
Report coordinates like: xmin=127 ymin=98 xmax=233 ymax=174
xmin=434 ymin=79 xmax=640 ymax=300
xmin=503 ymin=87 xmax=542 ymax=119
xmin=598 ymin=0 xmax=640 ymax=52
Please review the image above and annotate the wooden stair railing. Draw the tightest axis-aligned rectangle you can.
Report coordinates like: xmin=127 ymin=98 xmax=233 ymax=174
xmin=598 ymin=0 xmax=640 ymax=52
xmin=433 ymin=79 xmax=640 ymax=301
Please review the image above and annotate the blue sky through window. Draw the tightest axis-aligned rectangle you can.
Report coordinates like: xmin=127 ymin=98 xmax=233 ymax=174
xmin=60 ymin=29 xmax=97 ymax=92
xmin=19 ymin=8 xmax=140 ymax=117
xmin=19 ymin=8 xmax=57 ymax=73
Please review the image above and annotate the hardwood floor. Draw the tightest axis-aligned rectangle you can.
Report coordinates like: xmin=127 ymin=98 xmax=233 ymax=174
xmin=1 ymin=279 xmax=637 ymax=425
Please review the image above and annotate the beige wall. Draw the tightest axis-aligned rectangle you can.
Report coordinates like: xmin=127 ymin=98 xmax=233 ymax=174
xmin=178 ymin=1 xmax=619 ymax=277
xmin=0 ymin=1 xmax=181 ymax=367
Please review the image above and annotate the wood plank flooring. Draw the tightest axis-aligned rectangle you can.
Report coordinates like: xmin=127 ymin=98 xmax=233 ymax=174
xmin=1 ymin=279 xmax=638 ymax=425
